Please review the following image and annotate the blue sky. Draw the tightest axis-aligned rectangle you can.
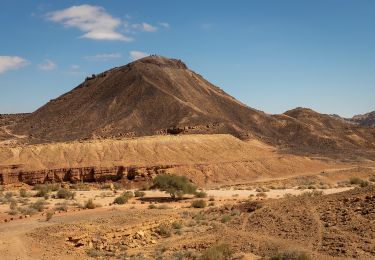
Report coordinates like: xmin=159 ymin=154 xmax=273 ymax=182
xmin=0 ymin=1 xmax=374 ymax=117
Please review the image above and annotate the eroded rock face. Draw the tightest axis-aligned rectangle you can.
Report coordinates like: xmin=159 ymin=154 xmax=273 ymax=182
xmin=0 ymin=165 xmax=171 ymax=185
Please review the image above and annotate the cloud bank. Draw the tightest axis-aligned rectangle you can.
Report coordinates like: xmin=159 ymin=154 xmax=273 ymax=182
xmin=0 ymin=56 xmax=29 ymax=74
xmin=47 ymin=5 xmax=132 ymax=41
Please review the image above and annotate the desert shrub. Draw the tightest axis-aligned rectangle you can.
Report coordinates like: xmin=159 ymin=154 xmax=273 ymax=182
xmin=208 ymin=196 xmax=215 ymax=201
xmin=19 ymin=206 xmax=37 ymax=215
xmin=134 ymin=190 xmax=146 ymax=197
xmin=31 ymin=199 xmax=48 ymax=212
xmin=256 ymin=192 xmax=267 ymax=198
xmin=84 ymin=199 xmax=97 ymax=209
xmin=148 ymin=204 xmax=157 ymax=209
xmin=191 ymin=200 xmax=206 ymax=208
xmin=369 ymin=176 xmax=375 ymax=182
xmin=152 ymin=174 xmax=197 ymax=199
xmin=270 ymin=250 xmax=311 ymax=260
xmin=256 ymin=187 xmax=270 ymax=192
xmin=113 ymin=182 xmax=124 ymax=190
xmin=46 ymin=211 xmax=54 ymax=221
xmin=199 ymin=243 xmax=232 ymax=260
xmin=232 ymin=194 xmax=239 ymax=197
xmin=221 ymin=214 xmax=231 ymax=223
xmin=5 ymin=192 xmax=13 ymax=199
xmin=35 ymin=186 xmax=50 ymax=198
xmin=54 ymin=202 xmax=68 ymax=211
xmin=8 ymin=209 xmax=19 ymax=215
xmin=307 ymin=185 xmax=316 ymax=189
xmin=19 ymin=188 xmax=29 ymax=198
xmin=195 ymin=191 xmax=207 ymax=198
xmin=122 ymin=191 xmax=134 ymax=199
xmin=70 ymin=182 xmax=91 ymax=191
xmin=208 ymin=202 xmax=215 ymax=207
xmin=114 ymin=195 xmax=128 ymax=204
xmin=348 ymin=177 xmax=369 ymax=187
xmin=156 ymin=224 xmax=171 ymax=237
xmin=9 ymin=200 xmax=18 ymax=210
xmin=56 ymin=188 xmax=75 ymax=199
xmin=86 ymin=248 xmax=102 ymax=257
xmin=299 ymin=190 xmax=323 ymax=197
xmin=172 ymin=221 xmax=183 ymax=229
xmin=34 ymin=183 xmax=60 ymax=194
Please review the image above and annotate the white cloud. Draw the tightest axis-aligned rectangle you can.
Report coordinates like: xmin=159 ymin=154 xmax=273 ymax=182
xmin=85 ymin=53 xmax=122 ymax=61
xmin=0 ymin=56 xmax=29 ymax=74
xmin=129 ymin=22 xmax=158 ymax=33
xmin=47 ymin=5 xmax=132 ymax=41
xmin=141 ymin=22 xmax=157 ymax=32
xmin=159 ymin=22 xmax=170 ymax=29
xmin=129 ymin=51 xmax=149 ymax=61
xmin=38 ymin=59 xmax=57 ymax=70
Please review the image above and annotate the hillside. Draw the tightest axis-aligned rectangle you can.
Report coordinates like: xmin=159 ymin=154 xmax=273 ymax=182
xmin=7 ymin=56 xmax=375 ymax=158
xmin=12 ymin=56 xmax=275 ymax=142
xmin=351 ymin=111 xmax=375 ymax=126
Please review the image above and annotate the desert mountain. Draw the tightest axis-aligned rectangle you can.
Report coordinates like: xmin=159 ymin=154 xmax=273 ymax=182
xmin=10 ymin=56 xmax=375 ymax=157
xmin=351 ymin=111 xmax=375 ymax=127
xmin=13 ymin=56 xmax=277 ymax=142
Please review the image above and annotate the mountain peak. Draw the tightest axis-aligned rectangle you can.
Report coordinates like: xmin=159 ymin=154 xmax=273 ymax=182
xmin=131 ymin=55 xmax=188 ymax=70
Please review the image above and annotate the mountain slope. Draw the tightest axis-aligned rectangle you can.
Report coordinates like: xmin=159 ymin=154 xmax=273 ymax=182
xmin=351 ymin=111 xmax=375 ymax=127
xmin=13 ymin=56 xmax=277 ymax=142
xmin=10 ymin=56 xmax=375 ymax=158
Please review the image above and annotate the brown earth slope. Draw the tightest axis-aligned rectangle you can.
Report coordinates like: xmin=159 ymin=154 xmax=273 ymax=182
xmin=0 ymin=134 xmax=339 ymax=186
xmin=9 ymin=56 xmax=375 ymax=158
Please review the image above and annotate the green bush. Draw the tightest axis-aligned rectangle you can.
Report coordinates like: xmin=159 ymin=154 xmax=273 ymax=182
xmin=148 ymin=204 xmax=157 ymax=209
xmin=152 ymin=174 xmax=197 ymax=199
xmin=54 ymin=202 xmax=68 ymax=211
xmin=56 ymin=188 xmax=75 ymax=199
xmin=199 ymin=244 xmax=232 ymax=260
xmin=221 ymin=215 xmax=231 ymax=223
xmin=349 ymin=177 xmax=369 ymax=187
xmin=349 ymin=177 xmax=363 ymax=185
xmin=122 ymin=191 xmax=134 ymax=198
xmin=134 ymin=190 xmax=146 ymax=197
xmin=172 ymin=221 xmax=182 ymax=229
xmin=195 ymin=191 xmax=207 ymax=198
xmin=31 ymin=199 xmax=48 ymax=212
xmin=191 ymin=200 xmax=206 ymax=208
xmin=113 ymin=195 xmax=128 ymax=204
xmin=156 ymin=224 xmax=171 ymax=237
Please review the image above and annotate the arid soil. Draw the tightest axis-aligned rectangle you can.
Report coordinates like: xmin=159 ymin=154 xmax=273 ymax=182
xmin=0 ymin=183 xmax=373 ymax=260
xmin=1 ymin=134 xmax=347 ymax=187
